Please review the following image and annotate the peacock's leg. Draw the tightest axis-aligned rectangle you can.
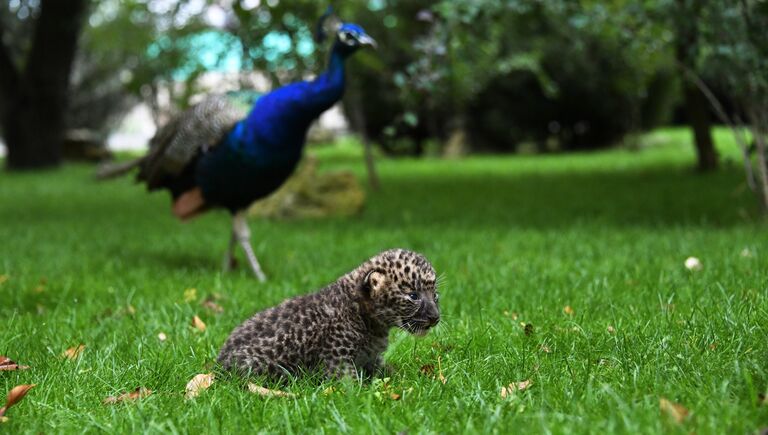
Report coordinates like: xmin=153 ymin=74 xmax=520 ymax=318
xmin=232 ymin=211 xmax=267 ymax=282
xmin=222 ymin=230 xmax=237 ymax=272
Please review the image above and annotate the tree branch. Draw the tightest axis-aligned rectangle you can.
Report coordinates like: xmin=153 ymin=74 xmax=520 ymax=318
xmin=677 ymin=61 xmax=756 ymax=191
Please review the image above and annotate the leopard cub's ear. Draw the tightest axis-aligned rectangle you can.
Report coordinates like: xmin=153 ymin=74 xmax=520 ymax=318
xmin=362 ymin=269 xmax=387 ymax=297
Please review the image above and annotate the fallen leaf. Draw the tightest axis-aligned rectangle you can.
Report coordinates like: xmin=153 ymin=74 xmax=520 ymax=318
xmin=185 ymin=373 xmax=214 ymax=399
xmin=708 ymin=342 xmax=717 ymax=351
xmin=191 ymin=315 xmax=206 ymax=332
xmin=157 ymin=332 xmax=167 ymax=341
xmin=539 ymin=344 xmax=551 ymax=353
xmin=62 ymin=344 xmax=85 ymax=360
xmin=563 ymin=305 xmax=574 ymax=315
xmin=389 ymin=393 xmax=401 ymax=400
xmin=0 ymin=356 xmax=29 ymax=371
xmin=201 ymin=299 xmax=224 ymax=314
xmin=247 ymin=383 xmax=296 ymax=398
xmin=183 ymin=288 xmax=198 ymax=303
xmin=103 ymin=387 xmax=152 ymax=405
xmin=0 ymin=384 xmax=36 ymax=417
xmin=523 ymin=323 xmax=534 ymax=336
xmin=500 ymin=380 xmax=532 ymax=398
xmin=684 ymin=257 xmax=702 ymax=271
xmin=419 ymin=364 xmax=435 ymax=376
xmin=607 ymin=325 xmax=616 ymax=334
xmin=503 ymin=310 xmax=519 ymax=320
xmin=437 ymin=356 xmax=447 ymax=385
xmin=659 ymin=397 xmax=689 ymax=423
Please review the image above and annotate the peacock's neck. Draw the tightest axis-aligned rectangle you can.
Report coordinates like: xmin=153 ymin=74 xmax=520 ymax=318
xmin=225 ymin=44 xmax=350 ymax=161
xmin=308 ymin=46 xmax=347 ymax=113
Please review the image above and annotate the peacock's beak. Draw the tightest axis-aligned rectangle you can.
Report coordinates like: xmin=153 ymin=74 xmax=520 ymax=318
xmin=358 ymin=34 xmax=378 ymax=49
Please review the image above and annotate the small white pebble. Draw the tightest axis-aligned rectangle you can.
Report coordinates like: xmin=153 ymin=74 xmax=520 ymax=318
xmin=684 ymin=257 xmax=702 ymax=271
xmin=157 ymin=332 xmax=167 ymax=341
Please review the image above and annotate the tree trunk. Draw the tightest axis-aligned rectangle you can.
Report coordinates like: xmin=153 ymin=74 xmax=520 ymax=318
xmin=674 ymin=0 xmax=718 ymax=172
xmin=683 ymin=85 xmax=718 ymax=171
xmin=4 ymin=93 xmax=63 ymax=168
xmin=1 ymin=0 xmax=88 ymax=170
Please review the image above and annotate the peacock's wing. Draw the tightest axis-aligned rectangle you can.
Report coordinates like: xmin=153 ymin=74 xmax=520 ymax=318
xmin=138 ymin=94 xmax=250 ymax=189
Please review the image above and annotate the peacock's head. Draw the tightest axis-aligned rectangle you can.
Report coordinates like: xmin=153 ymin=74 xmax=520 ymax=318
xmin=315 ymin=8 xmax=376 ymax=56
xmin=336 ymin=23 xmax=377 ymax=51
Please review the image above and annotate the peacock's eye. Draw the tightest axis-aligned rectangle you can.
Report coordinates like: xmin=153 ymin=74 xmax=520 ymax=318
xmin=408 ymin=292 xmax=420 ymax=301
xmin=340 ymin=31 xmax=355 ymax=42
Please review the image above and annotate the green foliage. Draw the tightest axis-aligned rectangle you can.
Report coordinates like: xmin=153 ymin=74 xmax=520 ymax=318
xmin=1 ymin=129 xmax=766 ymax=432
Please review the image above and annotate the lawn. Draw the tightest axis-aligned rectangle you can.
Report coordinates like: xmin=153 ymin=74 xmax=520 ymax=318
xmin=1 ymin=128 xmax=766 ymax=433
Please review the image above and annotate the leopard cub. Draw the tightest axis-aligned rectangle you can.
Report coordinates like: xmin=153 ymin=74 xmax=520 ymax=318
xmin=218 ymin=249 xmax=440 ymax=378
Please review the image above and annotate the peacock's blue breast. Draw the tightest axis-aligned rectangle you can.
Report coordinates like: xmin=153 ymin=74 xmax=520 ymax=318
xmin=195 ymin=140 xmax=301 ymax=212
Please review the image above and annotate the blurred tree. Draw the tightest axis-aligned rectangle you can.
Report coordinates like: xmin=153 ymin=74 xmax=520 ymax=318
xmin=0 ymin=0 xmax=89 ymax=169
xmin=694 ymin=0 xmax=768 ymax=210
xmin=670 ymin=0 xmax=717 ymax=171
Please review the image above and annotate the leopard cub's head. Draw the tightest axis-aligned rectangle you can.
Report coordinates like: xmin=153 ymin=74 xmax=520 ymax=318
xmin=360 ymin=249 xmax=440 ymax=336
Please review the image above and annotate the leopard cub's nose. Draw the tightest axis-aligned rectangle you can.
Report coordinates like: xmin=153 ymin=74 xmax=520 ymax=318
xmin=427 ymin=315 xmax=440 ymax=327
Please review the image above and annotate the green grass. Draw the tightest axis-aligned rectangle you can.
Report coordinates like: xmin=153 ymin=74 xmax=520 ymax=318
xmin=1 ymin=127 xmax=766 ymax=433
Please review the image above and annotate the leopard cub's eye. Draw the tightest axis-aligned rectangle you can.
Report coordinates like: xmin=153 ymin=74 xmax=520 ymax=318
xmin=407 ymin=292 xmax=420 ymax=301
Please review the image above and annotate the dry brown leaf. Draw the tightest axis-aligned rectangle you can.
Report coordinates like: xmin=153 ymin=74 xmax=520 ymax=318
xmin=389 ymin=393 xmax=401 ymax=400
xmin=191 ymin=315 xmax=206 ymax=332
xmin=0 ymin=384 xmax=36 ymax=417
xmin=0 ymin=356 xmax=29 ymax=371
xmin=247 ymin=383 xmax=296 ymax=398
xmin=503 ymin=310 xmax=519 ymax=320
xmin=659 ymin=397 xmax=689 ymax=423
xmin=563 ymin=305 xmax=574 ymax=315
xmin=103 ymin=387 xmax=152 ymax=405
xmin=201 ymin=299 xmax=224 ymax=314
xmin=419 ymin=364 xmax=435 ymax=376
xmin=185 ymin=373 xmax=215 ymax=399
xmin=62 ymin=344 xmax=85 ymax=360
xmin=437 ymin=356 xmax=447 ymax=385
xmin=523 ymin=323 xmax=534 ymax=336
xmin=708 ymin=342 xmax=717 ymax=351
xmin=500 ymin=380 xmax=532 ymax=398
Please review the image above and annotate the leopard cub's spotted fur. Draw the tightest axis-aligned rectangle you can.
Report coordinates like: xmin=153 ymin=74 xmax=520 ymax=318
xmin=218 ymin=249 xmax=440 ymax=378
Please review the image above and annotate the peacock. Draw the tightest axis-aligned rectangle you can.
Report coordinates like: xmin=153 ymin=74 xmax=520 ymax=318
xmin=97 ymin=10 xmax=376 ymax=281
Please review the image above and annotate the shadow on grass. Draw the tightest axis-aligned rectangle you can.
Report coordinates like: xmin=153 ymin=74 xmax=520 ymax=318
xmin=0 ymin=161 xmax=758 ymax=233
xmin=364 ymin=165 xmax=758 ymax=230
